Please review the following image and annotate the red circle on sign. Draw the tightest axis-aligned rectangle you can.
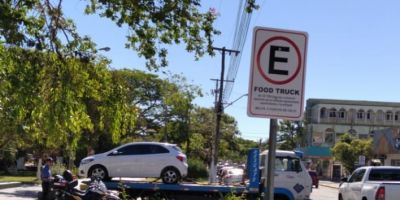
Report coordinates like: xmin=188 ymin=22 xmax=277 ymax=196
xmin=256 ymin=36 xmax=302 ymax=85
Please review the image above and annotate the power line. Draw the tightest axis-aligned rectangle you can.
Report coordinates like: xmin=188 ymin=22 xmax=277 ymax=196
xmin=223 ymin=0 xmax=254 ymax=103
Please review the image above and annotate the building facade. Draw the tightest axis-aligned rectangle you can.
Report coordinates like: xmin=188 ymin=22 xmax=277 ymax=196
xmin=303 ymin=98 xmax=400 ymax=180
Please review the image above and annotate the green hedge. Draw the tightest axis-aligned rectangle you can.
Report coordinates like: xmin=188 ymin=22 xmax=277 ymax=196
xmin=187 ymin=158 xmax=208 ymax=179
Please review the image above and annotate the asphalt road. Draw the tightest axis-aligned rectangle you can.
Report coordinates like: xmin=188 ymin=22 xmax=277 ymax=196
xmin=0 ymin=184 xmax=41 ymax=200
xmin=310 ymin=185 xmax=339 ymax=200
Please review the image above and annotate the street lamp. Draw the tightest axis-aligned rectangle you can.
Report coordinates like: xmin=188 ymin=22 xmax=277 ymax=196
xmin=224 ymin=93 xmax=248 ymax=109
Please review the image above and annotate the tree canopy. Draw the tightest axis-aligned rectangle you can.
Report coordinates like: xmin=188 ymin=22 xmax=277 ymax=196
xmin=0 ymin=45 xmax=137 ymax=164
xmin=0 ymin=0 xmax=260 ymax=169
xmin=277 ymin=120 xmax=306 ymax=150
xmin=332 ymin=133 xmax=373 ymax=173
xmin=0 ymin=0 xmax=258 ymax=70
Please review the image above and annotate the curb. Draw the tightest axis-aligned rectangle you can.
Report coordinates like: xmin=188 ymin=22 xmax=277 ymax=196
xmin=319 ymin=183 xmax=339 ymax=189
xmin=0 ymin=182 xmax=22 ymax=189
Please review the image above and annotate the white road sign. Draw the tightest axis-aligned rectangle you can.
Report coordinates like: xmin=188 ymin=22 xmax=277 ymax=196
xmin=247 ymin=27 xmax=308 ymax=120
xmin=359 ymin=155 xmax=366 ymax=166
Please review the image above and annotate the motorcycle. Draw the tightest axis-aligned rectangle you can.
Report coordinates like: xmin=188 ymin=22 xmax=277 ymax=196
xmin=52 ymin=170 xmax=120 ymax=200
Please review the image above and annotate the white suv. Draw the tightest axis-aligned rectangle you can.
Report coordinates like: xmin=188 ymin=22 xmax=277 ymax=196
xmin=78 ymin=142 xmax=188 ymax=184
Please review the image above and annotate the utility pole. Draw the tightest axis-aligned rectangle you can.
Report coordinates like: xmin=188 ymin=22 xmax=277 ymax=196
xmin=209 ymin=47 xmax=239 ymax=183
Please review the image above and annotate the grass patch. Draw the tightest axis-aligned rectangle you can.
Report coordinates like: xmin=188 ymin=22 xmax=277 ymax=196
xmin=0 ymin=171 xmax=39 ymax=184
xmin=0 ymin=175 xmax=39 ymax=183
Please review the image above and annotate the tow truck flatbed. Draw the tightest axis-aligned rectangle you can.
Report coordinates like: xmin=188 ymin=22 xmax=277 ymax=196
xmin=105 ymin=181 xmax=250 ymax=194
xmin=103 ymin=149 xmax=261 ymax=200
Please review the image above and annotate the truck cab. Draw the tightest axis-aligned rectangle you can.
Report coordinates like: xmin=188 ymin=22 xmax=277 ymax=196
xmin=260 ymin=150 xmax=312 ymax=200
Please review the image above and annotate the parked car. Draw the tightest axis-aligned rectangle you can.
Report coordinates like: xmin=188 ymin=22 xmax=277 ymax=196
xmin=220 ymin=168 xmax=244 ymax=185
xmin=78 ymin=142 xmax=188 ymax=184
xmin=308 ymin=170 xmax=319 ymax=188
xmin=339 ymin=166 xmax=400 ymax=200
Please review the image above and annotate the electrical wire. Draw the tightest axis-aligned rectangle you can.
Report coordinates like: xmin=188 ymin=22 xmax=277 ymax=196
xmin=223 ymin=0 xmax=254 ymax=103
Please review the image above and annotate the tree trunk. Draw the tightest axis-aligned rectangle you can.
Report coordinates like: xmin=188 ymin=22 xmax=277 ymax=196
xmin=37 ymin=158 xmax=42 ymax=180
xmin=68 ymin=157 xmax=74 ymax=170
xmin=185 ymin=116 xmax=191 ymax=155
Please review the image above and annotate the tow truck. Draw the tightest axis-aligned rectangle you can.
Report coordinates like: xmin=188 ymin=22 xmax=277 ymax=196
xmin=103 ymin=149 xmax=312 ymax=200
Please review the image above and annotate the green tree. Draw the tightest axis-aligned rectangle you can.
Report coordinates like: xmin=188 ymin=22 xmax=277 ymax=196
xmin=107 ymin=69 xmax=166 ymax=140
xmin=188 ymin=107 xmax=216 ymax=163
xmin=277 ymin=120 xmax=305 ymax=150
xmin=0 ymin=0 xmax=257 ymax=70
xmin=106 ymin=70 xmax=202 ymax=145
xmin=161 ymin=74 xmax=202 ymax=148
xmin=0 ymin=45 xmax=136 ymax=168
xmin=332 ymin=133 xmax=373 ymax=173
xmin=188 ymin=107 xmax=255 ymax=164
xmin=0 ymin=0 xmax=259 ymax=168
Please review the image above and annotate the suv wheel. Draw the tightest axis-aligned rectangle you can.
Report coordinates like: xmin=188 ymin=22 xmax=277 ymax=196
xmin=89 ymin=165 xmax=109 ymax=181
xmin=161 ymin=167 xmax=181 ymax=184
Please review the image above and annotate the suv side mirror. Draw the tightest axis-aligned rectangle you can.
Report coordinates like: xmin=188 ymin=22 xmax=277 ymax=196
xmin=339 ymin=176 xmax=348 ymax=187
xmin=108 ymin=150 xmax=119 ymax=156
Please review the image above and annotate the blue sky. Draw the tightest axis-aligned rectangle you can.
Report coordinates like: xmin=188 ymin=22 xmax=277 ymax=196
xmin=63 ymin=0 xmax=400 ymax=141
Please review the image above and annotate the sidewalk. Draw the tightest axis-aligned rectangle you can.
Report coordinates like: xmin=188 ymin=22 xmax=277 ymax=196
xmin=0 ymin=182 xmax=22 ymax=189
xmin=319 ymin=180 xmax=339 ymax=189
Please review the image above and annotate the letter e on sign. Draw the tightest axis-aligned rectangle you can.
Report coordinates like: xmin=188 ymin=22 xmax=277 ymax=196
xmin=247 ymin=27 xmax=308 ymax=120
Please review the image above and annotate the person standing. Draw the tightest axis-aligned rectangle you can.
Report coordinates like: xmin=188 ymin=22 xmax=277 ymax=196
xmin=41 ymin=157 xmax=53 ymax=200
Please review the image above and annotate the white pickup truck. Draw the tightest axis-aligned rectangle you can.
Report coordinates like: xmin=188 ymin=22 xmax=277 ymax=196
xmin=339 ymin=166 xmax=400 ymax=200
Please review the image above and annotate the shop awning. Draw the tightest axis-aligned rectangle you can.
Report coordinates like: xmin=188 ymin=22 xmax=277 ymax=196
xmin=298 ymin=146 xmax=332 ymax=158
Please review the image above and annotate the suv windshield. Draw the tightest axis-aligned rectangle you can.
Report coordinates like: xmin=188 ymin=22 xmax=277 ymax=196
xmin=260 ymin=154 xmax=302 ymax=172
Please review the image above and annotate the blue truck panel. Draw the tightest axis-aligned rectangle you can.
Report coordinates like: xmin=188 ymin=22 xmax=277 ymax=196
xmin=247 ymin=148 xmax=260 ymax=192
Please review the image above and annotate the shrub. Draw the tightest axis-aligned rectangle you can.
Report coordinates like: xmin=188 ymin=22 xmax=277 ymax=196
xmin=187 ymin=158 xmax=208 ymax=179
xmin=51 ymin=163 xmax=67 ymax=176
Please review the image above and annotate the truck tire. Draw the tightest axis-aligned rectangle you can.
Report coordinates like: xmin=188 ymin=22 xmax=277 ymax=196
xmin=161 ymin=167 xmax=181 ymax=184
xmin=89 ymin=165 xmax=110 ymax=181
xmin=274 ymin=194 xmax=289 ymax=200
xmin=37 ymin=191 xmax=43 ymax=200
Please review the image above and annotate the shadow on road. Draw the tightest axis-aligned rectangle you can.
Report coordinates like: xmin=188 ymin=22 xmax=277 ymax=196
xmin=0 ymin=184 xmax=40 ymax=199
xmin=0 ymin=190 xmax=37 ymax=198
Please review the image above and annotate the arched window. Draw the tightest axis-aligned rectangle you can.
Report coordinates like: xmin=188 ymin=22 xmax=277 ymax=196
xmin=357 ymin=109 xmax=365 ymax=120
xmin=338 ymin=109 xmax=346 ymax=119
xmin=320 ymin=107 xmax=327 ymax=118
xmin=329 ymin=108 xmax=337 ymax=118
xmin=395 ymin=111 xmax=400 ymax=121
xmin=386 ymin=111 xmax=393 ymax=121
